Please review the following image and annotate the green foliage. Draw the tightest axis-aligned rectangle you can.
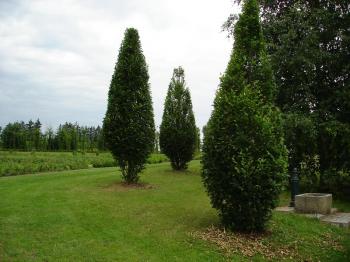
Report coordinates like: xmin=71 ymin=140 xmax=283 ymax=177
xmin=103 ymin=28 xmax=155 ymax=183
xmin=202 ymin=0 xmax=287 ymax=232
xmin=220 ymin=0 xmax=276 ymax=103
xmin=146 ymin=153 xmax=169 ymax=164
xmin=224 ymin=1 xmax=350 ymax=197
xmin=0 ymin=120 xmax=105 ymax=152
xmin=0 ymin=151 xmax=169 ymax=177
xmin=299 ymin=155 xmax=321 ymax=192
xmin=203 ymin=88 xmax=287 ymax=232
xmin=282 ymin=113 xmax=318 ymax=169
xmin=195 ymin=127 xmax=201 ymax=153
xmin=259 ymin=0 xmax=349 ymax=117
xmin=0 ymin=151 xmax=114 ymax=176
xmin=322 ymin=169 xmax=350 ymax=200
xmin=159 ymin=67 xmax=197 ymax=170
xmin=318 ymin=120 xmax=350 ymax=172
xmin=318 ymin=121 xmax=350 ymax=197
xmin=260 ymin=0 xmax=350 ymax=192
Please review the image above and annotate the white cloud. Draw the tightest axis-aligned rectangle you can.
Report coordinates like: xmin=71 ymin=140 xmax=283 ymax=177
xmin=0 ymin=0 xmax=239 ymax=130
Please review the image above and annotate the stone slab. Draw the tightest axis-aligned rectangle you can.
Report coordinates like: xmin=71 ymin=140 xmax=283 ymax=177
xmin=275 ymin=206 xmax=295 ymax=213
xmin=275 ymin=207 xmax=337 ymax=215
xmin=320 ymin=213 xmax=350 ymax=229
xmin=304 ymin=213 xmax=326 ymax=219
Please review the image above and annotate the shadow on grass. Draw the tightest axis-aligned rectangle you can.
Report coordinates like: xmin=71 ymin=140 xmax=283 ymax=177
xmin=101 ymin=181 xmax=157 ymax=192
xmin=162 ymin=168 xmax=199 ymax=176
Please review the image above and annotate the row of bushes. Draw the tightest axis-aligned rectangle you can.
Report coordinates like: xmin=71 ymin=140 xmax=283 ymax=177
xmin=0 ymin=151 xmax=169 ymax=177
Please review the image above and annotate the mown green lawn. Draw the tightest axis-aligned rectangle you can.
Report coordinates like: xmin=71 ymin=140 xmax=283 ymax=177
xmin=0 ymin=161 xmax=349 ymax=261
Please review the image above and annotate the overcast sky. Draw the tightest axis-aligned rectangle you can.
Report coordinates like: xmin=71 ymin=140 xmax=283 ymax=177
xmin=0 ymin=0 xmax=239 ymax=130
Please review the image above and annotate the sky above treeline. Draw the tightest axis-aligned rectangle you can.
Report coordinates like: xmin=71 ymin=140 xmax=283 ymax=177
xmin=0 ymin=0 xmax=239 ymax=130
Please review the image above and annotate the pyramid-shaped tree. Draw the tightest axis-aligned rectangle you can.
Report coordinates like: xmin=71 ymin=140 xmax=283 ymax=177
xmin=160 ymin=67 xmax=197 ymax=170
xmin=103 ymin=28 xmax=155 ymax=184
xmin=201 ymin=0 xmax=288 ymax=232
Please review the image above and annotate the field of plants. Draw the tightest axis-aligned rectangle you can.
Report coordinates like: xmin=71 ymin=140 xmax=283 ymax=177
xmin=0 ymin=151 xmax=169 ymax=177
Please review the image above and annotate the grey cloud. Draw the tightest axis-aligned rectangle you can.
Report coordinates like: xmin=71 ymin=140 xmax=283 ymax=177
xmin=0 ymin=0 xmax=239 ymax=130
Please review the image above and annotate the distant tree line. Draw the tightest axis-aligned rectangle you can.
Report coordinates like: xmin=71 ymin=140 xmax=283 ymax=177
xmin=0 ymin=119 xmax=106 ymax=152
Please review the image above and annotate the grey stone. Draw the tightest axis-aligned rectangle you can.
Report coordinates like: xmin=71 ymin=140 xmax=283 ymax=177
xmin=331 ymin=208 xmax=338 ymax=214
xmin=320 ymin=213 xmax=350 ymax=229
xmin=303 ymin=213 xmax=326 ymax=219
xmin=275 ymin=206 xmax=295 ymax=213
xmin=295 ymin=193 xmax=332 ymax=215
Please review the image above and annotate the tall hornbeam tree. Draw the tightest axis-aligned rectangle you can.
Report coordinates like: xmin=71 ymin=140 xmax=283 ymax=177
xmin=160 ymin=67 xmax=197 ymax=170
xmin=202 ymin=0 xmax=287 ymax=232
xmin=103 ymin=28 xmax=155 ymax=184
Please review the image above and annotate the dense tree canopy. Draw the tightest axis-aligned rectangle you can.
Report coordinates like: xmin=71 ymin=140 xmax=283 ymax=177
xmin=202 ymin=0 xmax=287 ymax=232
xmin=261 ymin=0 xmax=350 ymax=196
xmin=103 ymin=28 xmax=155 ymax=183
xmin=224 ymin=0 xmax=350 ymax=197
xmin=160 ymin=67 xmax=197 ymax=170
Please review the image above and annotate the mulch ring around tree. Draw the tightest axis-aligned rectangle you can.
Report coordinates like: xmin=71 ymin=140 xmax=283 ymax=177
xmin=190 ymin=226 xmax=343 ymax=261
xmin=190 ymin=225 xmax=343 ymax=261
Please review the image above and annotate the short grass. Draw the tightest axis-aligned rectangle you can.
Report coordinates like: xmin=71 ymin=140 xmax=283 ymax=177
xmin=0 ymin=161 xmax=349 ymax=261
xmin=0 ymin=151 xmax=169 ymax=177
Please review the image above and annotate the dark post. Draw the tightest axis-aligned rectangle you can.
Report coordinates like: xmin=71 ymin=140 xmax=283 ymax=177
xmin=289 ymin=167 xmax=299 ymax=207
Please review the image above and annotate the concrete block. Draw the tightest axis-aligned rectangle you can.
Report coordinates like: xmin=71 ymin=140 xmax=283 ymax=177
xmin=295 ymin=193 xmax=332 ymax=215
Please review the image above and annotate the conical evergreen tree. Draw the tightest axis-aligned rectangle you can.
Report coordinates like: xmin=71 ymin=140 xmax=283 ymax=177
xmin=103 ymin=28 xmax=155 ymax=184
xmin=221 ymin=0 xmax=276 ymax=101
xmin=160 ymin=67 xmax=197 ymax=170
xmin=202 ymin=0 xmax=288 ymax=232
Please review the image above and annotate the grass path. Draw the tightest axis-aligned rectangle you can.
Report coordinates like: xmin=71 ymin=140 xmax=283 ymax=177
xmin=0 ymin=161 xmax=349 ymax=261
